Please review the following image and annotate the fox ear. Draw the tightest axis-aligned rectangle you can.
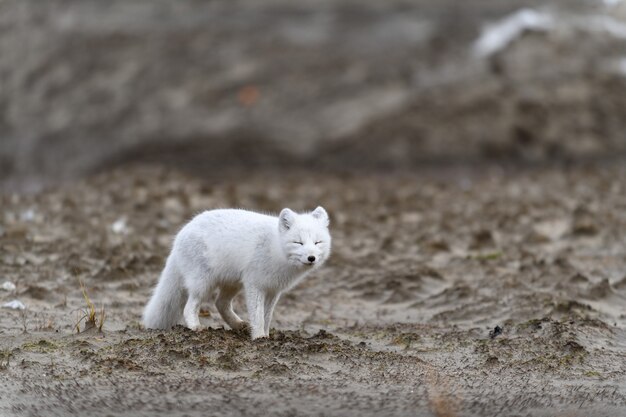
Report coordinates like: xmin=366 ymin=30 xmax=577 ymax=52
xmin=311 ymin=206 xmax=329 ymax=226
xmin=279 ymin=208 xmax=296 ymax=232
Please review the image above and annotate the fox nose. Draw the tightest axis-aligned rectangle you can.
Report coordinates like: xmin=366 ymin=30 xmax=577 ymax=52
xmin=307 ymin=256 xmax=316 ymax=263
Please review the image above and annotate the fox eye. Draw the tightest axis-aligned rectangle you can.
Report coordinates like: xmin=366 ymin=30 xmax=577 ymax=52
xmin=294 ymin=241 xmax=303 ymax=245
xmin=315 ymin=241 xmax=323 ymax=245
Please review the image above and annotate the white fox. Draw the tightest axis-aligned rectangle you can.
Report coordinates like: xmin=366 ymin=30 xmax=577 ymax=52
xmin=143 ymin=207 xmax=331 ymax=339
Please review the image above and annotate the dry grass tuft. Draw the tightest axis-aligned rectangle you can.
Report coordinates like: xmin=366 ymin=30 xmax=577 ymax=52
xmin=0 ymin=350 xmax=11 ymax=370
xmin=75 ymin=278 xmax=105 ymax=333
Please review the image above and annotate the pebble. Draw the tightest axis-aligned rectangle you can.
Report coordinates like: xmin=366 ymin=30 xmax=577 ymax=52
xmin=489 ymin=325 xmax=503 ymax=339
xmin=111 ymin=217 xmax=128 ymax=234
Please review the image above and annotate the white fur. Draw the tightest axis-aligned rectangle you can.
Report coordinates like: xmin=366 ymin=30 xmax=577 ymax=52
xmin=143 ymin=207 xmax=331 ymax=339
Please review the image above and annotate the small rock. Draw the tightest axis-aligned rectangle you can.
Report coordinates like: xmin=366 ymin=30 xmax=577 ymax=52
xmin=485 ymin=356 xmax=499 ymax=366
xmin=20 ymin=208 xmax=36 ymax=222
xmin=489 ymin=325 xmax=502 ymax=339
xmin=1 ymin=281 xmax=16 ymax=292
xmin=564 ymin=340 xmax=585 ymax=353
xmin=2 ymin=300 xmax=26 ymax=310
xmin=111 ymin=217 xmax=128 ymax=234
xmin=532 ymin=219 xmax=570 ymax=242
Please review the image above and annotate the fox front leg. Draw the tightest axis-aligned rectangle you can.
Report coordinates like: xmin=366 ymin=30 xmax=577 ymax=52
xmin=244 ymin=285 xmax=266 ymax=340
xmin=263 ymin=293 xmax=280 ymax=337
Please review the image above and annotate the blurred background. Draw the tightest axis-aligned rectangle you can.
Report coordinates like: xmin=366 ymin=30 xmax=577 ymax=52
xmin=2 ymin=0 xmax=626 ymax=193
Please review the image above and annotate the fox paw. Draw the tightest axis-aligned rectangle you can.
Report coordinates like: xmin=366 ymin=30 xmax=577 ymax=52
xmin=188 ymin=324 xmax=206 ymax=332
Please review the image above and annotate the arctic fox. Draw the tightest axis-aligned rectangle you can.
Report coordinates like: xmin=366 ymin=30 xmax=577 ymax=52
xmin=143 ymin=207 xmax=331 ymax=339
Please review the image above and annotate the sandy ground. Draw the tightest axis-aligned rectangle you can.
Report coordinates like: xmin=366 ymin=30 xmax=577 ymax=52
xmin=1 ymin=165 xmax=626 ymax=416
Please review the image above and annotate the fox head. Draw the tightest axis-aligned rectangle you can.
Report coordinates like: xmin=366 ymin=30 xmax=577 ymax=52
xmin=278 ymin=206 xmax=331 ymax=268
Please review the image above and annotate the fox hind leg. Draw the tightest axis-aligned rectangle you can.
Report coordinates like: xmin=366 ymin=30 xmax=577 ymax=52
xmin=183 ymin=292 xmax=203 ymax=331
xmin=181 ymin=262 xmax=213 ymax=331
xmin=216 ymin=285 xmax=247 ymax=331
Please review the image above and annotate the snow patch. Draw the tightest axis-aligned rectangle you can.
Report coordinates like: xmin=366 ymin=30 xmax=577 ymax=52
xmin=2 ymin=300 xmax=26 ymax=310
xmin=473 ymin=9 xmax=553 ymax=58
xmin=601 ymin=0 xmax=623 ymax=8
xmin=584 ymin=16 xmax=626 ymax=39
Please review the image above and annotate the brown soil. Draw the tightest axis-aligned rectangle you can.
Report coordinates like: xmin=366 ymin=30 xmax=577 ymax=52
xmin=2 ymin=165 xmax=626 ymax=416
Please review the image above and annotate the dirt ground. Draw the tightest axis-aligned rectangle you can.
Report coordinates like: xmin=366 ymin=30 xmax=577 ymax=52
xmin=1 ymin=164 xmax=626 ymax=417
